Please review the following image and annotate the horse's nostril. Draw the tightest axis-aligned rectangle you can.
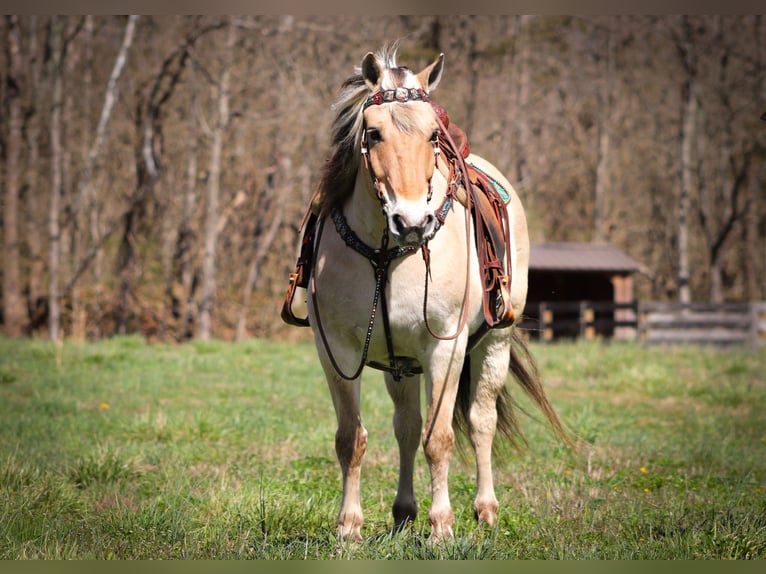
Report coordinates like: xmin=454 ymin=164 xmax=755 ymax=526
xmin=392 ymin=214 xmax=406 ymax=235
xmin=424 ymin=213 xmax=435 ymax=228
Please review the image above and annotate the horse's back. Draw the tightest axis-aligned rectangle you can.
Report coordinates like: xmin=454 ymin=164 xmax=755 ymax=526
xmin=465 ymin=153 xmax=529 ymax=322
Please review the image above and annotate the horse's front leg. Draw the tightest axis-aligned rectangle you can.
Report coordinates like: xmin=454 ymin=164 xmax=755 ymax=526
xmin=422 ymin=343 xmax=463 ymax=540
xmin=323 ymin=365 xmax=367 ymax=542
xmin=384 ymin=373 xmax=421 ymax=531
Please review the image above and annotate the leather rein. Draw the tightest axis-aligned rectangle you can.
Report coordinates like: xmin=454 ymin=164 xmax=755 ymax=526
xmin=310 ymin=88 xmax=473 ymax=382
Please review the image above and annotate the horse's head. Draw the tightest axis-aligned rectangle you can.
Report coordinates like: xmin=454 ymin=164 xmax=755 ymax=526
xmin=360 ymin=51 xmax=445 ymax=247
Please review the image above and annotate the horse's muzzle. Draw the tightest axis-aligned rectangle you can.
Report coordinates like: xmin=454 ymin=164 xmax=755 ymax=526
xmin=389 ymin=210 xmax=437 ymax=247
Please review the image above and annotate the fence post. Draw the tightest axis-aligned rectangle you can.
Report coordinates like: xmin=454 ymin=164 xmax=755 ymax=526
xmin=539 ymin=302 xmax=553 ymax=342
xmin=749 ymin=302 xmax=759 ymax=352
xmin=579 ymin=301 xmax=595 ymax=340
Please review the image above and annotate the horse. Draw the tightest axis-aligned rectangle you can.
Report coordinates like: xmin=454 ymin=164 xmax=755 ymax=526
xmin=289 ymin=46 xmax=572 ymax=541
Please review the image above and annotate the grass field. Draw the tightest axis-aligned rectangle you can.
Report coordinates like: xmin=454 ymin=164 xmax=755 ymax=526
xmin=1 ymin=334 xmax=765 ymax=559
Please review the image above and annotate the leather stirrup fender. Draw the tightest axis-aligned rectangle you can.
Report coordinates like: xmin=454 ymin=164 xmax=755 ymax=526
xmin=280 ymin=211 xmax=318 ymax=327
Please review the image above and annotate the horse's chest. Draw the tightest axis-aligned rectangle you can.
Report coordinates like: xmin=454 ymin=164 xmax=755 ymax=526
xmin=312 ymin=243 xmax=471 ymax=357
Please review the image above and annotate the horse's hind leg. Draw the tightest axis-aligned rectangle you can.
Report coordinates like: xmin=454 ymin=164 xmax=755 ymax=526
xmin=324 ymin=370 xmax=367 ymax=542
xmin=384 ymin=373 xmax=422 ymax=530
xmin=468 ymin=331 xmax=513 ymax=527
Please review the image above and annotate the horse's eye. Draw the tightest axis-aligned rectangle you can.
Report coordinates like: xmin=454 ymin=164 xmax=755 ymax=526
xmin=429 ymin=128 xmax=440 ymax=145
xmin=367 ymin=128 xmax=383 ymax=144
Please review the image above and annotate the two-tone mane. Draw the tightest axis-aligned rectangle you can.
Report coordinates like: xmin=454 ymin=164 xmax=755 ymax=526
xmin=315 ymin=47 xmax=435 ymax=217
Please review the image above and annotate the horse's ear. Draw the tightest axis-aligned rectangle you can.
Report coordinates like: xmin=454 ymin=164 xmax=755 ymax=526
xmin=361 ymin=52 xmax=383 ymax=92
xmin=417 ymin=52 xmax=444 ymax=93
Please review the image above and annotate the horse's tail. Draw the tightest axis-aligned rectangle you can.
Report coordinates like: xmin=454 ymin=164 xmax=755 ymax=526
xmin=454 ymin=329 xmax=576 ymax=453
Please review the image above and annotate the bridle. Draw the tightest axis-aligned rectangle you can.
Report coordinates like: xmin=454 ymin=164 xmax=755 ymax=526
xmin=310 ymin=86 xmax=474 ymax=382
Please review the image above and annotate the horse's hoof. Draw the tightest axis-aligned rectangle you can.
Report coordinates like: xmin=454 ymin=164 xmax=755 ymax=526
xmin=337 ymin=513 xmax=364 ymax=543
xmin=475 ymin=508 xmax=498 ymax=527
xmin=392 ymin=500 xmax=417 ymax=531
xmin=337 ymin=525 xmax=363 ymax=544
xmin=428 ymin=523 xmax=455 ymax=541
xmin=474 ymin=498 xmax=499 ymax=526
xmin=428 ymin=508 xmax=455 ymax=540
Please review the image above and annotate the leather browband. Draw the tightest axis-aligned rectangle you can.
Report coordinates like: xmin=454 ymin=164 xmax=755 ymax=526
xmin=363 ymin=87 xmax=430 ymax=109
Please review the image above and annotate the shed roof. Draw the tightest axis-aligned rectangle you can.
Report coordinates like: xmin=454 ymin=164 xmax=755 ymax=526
xmin=529 ymin=242 xmax=641 ymax=273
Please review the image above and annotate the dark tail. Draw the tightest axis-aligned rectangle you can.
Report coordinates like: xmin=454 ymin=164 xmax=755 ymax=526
xmin=454 ymin=329 xmax=577 ymax=452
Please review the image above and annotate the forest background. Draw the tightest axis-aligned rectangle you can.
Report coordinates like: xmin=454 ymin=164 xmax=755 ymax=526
xmin=1 ymin=15 xmax=764 ymax=343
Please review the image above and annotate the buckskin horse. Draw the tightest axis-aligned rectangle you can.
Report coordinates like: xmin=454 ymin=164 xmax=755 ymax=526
xmin=282 ymin=46 xmax=572 ymax=541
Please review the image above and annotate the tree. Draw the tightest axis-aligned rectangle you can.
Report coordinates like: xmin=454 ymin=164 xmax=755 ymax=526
xmin=3 ymin=16 xmax=26 ymax=335
xmin=696 ymin=16 xmax=753 ymax=302
xmin=196 ymin=18 xmax=237 ymax=341
xmin=672 ymin=15 xmax=698 ymax=304
xmin=23 ymin=16 xmax=46 ymax=329
xmin=48 ymin=16 xmax=67 ymax=342
xmin=744 ymin=16 xmax=766 ymax=301
xmin=117 ymin=16 xmax=225 ymax=334
xmin=0 ymin=15 xmax=762 ymax=341
xmin=593 ymin=17 xmax=616 ymax=243
xmin=68 ymin=15 xmax=138 ymax=337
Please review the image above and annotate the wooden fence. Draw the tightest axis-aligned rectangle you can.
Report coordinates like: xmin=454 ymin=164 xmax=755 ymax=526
xmin=638 ymin=301 xmax=766 ymax=350
xmin=521 ymin=300 xmax=766 ymax=350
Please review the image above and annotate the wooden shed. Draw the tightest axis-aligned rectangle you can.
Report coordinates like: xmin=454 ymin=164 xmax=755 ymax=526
xmin=521 ymin=242 xmax=643 ymax=340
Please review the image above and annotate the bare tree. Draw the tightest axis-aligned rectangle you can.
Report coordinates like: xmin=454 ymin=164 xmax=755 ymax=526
xmin=68 ymin=15 xmax=138 ymax=337
xmin=696 ymin=17 xmax=754 ymax=302
xmin=673 ymin=16 xmax=698 ymax=304
xmin=23 ymin=16 xmax=46 ymax=329
xmin=48 ymin=16 xmax=67 ymax=342
xmin=593 ymin=18 xmax=616 ymax=243
xmin=117 ymin=16 xmax=225 ymax=334
xmin=744 ymin=16 xmax=766 ymax=300
xmin=513 ymin=15 xmax=534 ymax=190
xmin=0 ymin=15 xmax=762 ymax=341
xmin=171 ymin=61 xmax=201 ymax=340
xmin=196 ymin=18 xmax=237 ymax=341
xmin=3 ymin=16 xmax=26 ymax=335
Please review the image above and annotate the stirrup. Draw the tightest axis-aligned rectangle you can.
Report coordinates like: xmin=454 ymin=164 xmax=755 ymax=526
xmin=281 ymin=273 xmax=310 ymax=327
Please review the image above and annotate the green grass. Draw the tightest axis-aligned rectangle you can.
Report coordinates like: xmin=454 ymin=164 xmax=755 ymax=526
xmin=1 ymin=335 xmax=765 ymax=559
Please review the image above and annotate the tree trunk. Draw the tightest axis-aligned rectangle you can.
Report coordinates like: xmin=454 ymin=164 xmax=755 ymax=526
xmin=695 ymin=17 xmax=753 ymax=303
xmin=48 ymin=16 xmax=67 ymax=342
xmin=3 ymin=16 xmax=26 ymax=336
xmin=676 ymin=16 xmax=697 ymax=304
xmin=69 ymin=15 xmax=93 ymax=340
xmin=172 ymin=61 xmax=201 ymax=340
xmin=745 ymin=16 xmax=765 ymax=301
xmin=593 ymin=19 xmax=615 ymax=243
xmin=462 ymin=17 xmax=480 ymax=138
xmin=24 ymin=16 xmax=46 ymax=328
xmin=516 ymin=16 xmax=533 ymax=187
xmin=179 ymin=128 xmax=199 ymax=339
xmin=196 ymin=20 xmax=236 ymax=341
